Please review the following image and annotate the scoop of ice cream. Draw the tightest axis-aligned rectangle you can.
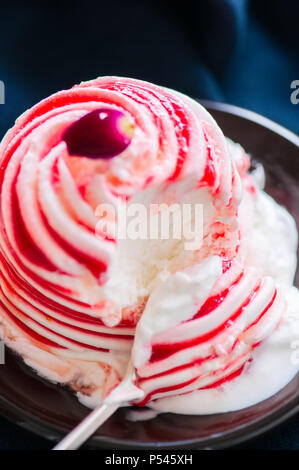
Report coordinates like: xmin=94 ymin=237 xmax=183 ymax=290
xmin=133 ymin=258 xmax=284 ymax=406
xmin=0 ymin=76 xmax=296 ymax=410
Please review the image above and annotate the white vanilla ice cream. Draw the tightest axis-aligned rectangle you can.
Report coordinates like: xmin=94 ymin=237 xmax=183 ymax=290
xmin=0 ymin=76 xmax=298 ymax=414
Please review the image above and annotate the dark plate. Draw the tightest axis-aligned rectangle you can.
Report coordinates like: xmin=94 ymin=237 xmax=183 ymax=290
xmin=0 ymin=103 xmax=298 ymax=450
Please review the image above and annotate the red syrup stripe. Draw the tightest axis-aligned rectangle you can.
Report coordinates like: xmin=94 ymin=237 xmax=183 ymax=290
xmin=103 ymin=85 xmax=165 ymax=149
xmin=192 ymin=271 xmax=244 ymax=320
xmin=0 ymin=277 xmax=133 ymax=341
xmin=0 ymin=299 xmax=66 ymax=349
xmin=149 ymin=278 xmax=260 ymax=363
xmin=53 ymin=160 xmax=116 ymax=242
xmin=244 ymin=289 xmax=277 ymax=331
xmin=199 ymin=128 xmax=217 ymax=188
xmin=0 ymin=86 xmax=140 ymax=194
xmin=199 ymin=362 xmax=245 ymax=391
xmin=103 ymin=83 xmax=190 ymax=181
xmin=0 ymin=273 xmax=133 ymax=348
xmin=137 ymin=361 xmax=246 ymax=407
xmin=11 ymin=175 xmax=57 ymax=272
xmin=0 ymin=287 xmax=112 ymax=353
xmin=40 ymin=160 xmax=110 ymax=280
xmin=229 ymin=290 xmax=277 ymax=351
xmin=137 ymin=355 xmax=215 ymax=384
xmin=0 ymin=96 xmax=96 ymax=187
xmin=139 ymin=286 xmax=268 ymax=383
xmin=138 ymin=325 xmax=244 ymax=383
xmin=0 ymin=255 xmax=135 ymax=329
xmin=167 ymin=101 xmax=190 ymax=181
xmin=200 ymin=146 xmax=216 ymax=187
xmin=39 ymin=206 xmax=108 ymax=281
xmin=5 ymin=173 xmax=82 ymax=299
xmin=136 ymin=376 xmax=199 ymax=407
xmin=222 ymin=259 xmax=232 ymax=273
xmin=10 ymin=166 xmax=108 ymax=282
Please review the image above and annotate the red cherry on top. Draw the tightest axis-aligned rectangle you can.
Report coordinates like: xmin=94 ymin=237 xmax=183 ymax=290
xmin=63 ymin=108 xmax=134 ymax=159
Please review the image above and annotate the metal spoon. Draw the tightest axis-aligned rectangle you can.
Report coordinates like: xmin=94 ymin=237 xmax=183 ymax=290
xmin=53 ymin=362 xmax=144 ymax=450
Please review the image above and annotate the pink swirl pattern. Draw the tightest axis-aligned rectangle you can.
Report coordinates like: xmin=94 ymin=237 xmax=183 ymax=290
xmin=0 ymin=77 xmax=284 ymax=406
xmin=134 ymin=261 xmax=284 ymax=406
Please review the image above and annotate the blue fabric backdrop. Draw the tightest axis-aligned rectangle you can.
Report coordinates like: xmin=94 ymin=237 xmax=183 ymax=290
xmin=0 ymin=0 xmax=298 ymax=449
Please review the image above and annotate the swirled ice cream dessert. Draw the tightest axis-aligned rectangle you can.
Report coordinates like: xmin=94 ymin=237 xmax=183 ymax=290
xmin=0 ymin=76 xmax=298 ymax=414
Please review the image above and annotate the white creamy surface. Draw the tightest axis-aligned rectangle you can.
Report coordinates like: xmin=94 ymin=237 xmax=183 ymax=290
xmin=146 ymin=187 xmax=299 ymax=414
xmin=247 ymin=191 xmax=298 ymax=286
xmin=133 ymin=256 xmax=222 ymax=368
xmin=150 ymin=293 xmax=299 ymax=414
xmin=78 ymin=168 xmax=299 ymax=414
xmin=0 ymin=77 xmax=297 ymax=418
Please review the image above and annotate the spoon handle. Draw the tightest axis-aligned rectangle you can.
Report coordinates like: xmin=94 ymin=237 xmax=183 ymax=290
xmin=53 ymin=402 xmax=119 ymax=450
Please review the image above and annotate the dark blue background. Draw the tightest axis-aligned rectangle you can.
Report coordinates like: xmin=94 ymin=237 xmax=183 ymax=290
xmin=0 ymin=0 xmax=298 ymax=449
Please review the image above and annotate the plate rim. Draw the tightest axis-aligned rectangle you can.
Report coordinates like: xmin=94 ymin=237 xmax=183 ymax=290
xmin=199 ymin=100 xmax=299 ymax=148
